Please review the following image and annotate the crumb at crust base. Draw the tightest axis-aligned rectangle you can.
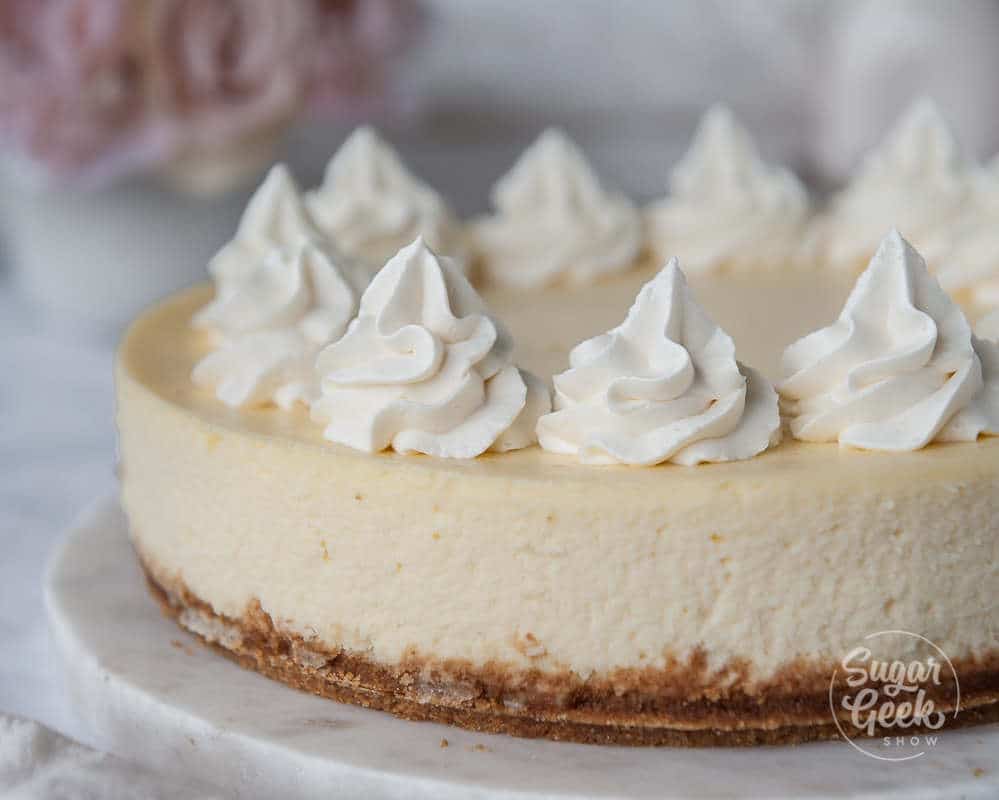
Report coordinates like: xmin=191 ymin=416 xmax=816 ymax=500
xmin=139 ymin=552 xmax=999 ymax=748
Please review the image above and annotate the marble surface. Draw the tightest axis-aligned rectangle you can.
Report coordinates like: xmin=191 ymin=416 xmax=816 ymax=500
xmin=0 ymin=282 xmax=118 ymax=745
xmin=44 ymin=495 xmax=999 ymax=800
xmin=0 ymin=713 xmax=221 ymax=799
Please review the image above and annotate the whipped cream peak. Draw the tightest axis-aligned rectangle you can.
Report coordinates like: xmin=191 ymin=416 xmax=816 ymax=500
xmin=537 ymin=257 xmax=780 ymax=465
xmin=472 ymin=128 xmax=642 ymax=289
xmin=492 ymin=128 xmax=604 ymax=216
xmin=813 ymin=99 xmax=973 ymax=272
xmin=192 ymin=242 xmax=360 ymax=410
xmin=645 ymin=105 xmax=808 ymax=274
xmin=208 ymin=164 xmax=323 ymax=290
xmin=305 ymin=127 xmax=466 ymax=272
xmin=669 ymin=105 xmax=776 ymax=196
xmin=780 ymin=230 xmax=999 ymax=449
xmin=313 ymin=237 xmax=550 ymax=458
xmin=860 ymin=98 xmax=965 ymax=182
xmin=934 ymin=165 xmax=999 ymax=310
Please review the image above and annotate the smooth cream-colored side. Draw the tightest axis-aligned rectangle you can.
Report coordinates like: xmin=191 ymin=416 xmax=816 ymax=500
xmin=117 ymin=286 xmax=999 ymax=683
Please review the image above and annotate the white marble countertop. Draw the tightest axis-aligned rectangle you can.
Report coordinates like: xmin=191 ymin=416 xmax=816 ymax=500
xmin=0 ymin=280 xmax=118 ymax=745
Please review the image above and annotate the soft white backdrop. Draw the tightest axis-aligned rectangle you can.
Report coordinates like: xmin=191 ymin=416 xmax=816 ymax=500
xmin=392 ymin=0 xmax=999 ymax=209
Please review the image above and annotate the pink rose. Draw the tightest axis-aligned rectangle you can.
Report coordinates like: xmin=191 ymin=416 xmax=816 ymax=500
xmin=306 ymin=0 xmax=423 ymax=113
xmin=0 ymin=0 xmax=423 ymax=184
xmin=150 ymin=0 xmax=315 ymax=149
xmin=0 ymin=0 xmax=160 ymax=180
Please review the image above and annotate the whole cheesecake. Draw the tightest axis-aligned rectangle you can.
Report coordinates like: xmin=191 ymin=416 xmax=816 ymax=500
xmin=117 ymin=117 xmax=999 ymax=746
xmin=117 ymin=267 xmax=999 ymax=745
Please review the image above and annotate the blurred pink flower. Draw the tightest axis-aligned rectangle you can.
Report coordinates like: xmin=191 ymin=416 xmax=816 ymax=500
xmin=0 ymin=0 xmax=164 ymax=181
xmin=306 ymin=0 xmax=423 ymax=114
xmin=149 ymin=0 xmax=315 ymax=149
xmin=0 ymin=0 xmax=422 ymax=185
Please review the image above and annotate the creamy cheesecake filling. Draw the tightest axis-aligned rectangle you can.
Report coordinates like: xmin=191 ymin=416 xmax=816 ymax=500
xmin=119 ymin=285 xmax=999 ymax=687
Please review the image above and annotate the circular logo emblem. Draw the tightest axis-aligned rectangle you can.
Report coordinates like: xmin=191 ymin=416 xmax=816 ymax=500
xmin=828 ymin=630 xmax=960 ymax=761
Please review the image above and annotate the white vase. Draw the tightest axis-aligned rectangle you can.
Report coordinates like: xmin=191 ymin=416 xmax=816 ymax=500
xmin=0 ymin=172 xmax=254 ymax=333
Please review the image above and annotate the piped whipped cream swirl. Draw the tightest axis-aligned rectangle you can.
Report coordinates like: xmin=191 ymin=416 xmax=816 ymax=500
xmin=192 ymin=165 xmax=364 ymax=409
xmin=780 ymin=230 xmax=999 ymax=450
xmin=193 ymin=243 xmax=361 ymax=409
xmin=471 ymin=129 xmax=642 ymax=289
xmin=305 ymin=127 xmax=467 ymax=273
xmin=312 ymin=238 xmax=551 ymax=458
xmin=935 ymin=167 xmax=999 ymax=309
xmin=810 ymin=99 xmax=973 ymax=273
xmin=205 ymin=164 xmax=324 ymax=296
xmin=536 ymin=258 xmax=780 ymax=465
xmin=645 ymin=106 xmax=809 ymax=274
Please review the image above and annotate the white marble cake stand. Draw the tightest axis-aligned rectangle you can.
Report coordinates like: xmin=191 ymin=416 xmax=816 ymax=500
xmin=45 ymin=495 xmax=999 ymax=800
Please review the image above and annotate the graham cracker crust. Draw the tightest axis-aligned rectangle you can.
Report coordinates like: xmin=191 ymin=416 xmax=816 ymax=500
xmin=138 ymin=556 xmax=999 ymax=747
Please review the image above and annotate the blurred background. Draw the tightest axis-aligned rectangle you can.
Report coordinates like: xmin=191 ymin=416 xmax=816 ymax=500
xmin=3 ymin=0 xmax=999 ymax=326
xmin=3 ymin=0 xmax=999 ymax=782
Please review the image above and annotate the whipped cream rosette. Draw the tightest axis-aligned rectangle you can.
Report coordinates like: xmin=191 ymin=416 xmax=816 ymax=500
xmin=192 ymin=242 xmax=362 ymax=409
xmin=192 ymin=163 xmax=366 ymax=409
xmin=536 ymin=258 xmax=780 ymax=465
xmin=305 ymin=127 xmax=467 ymax=273
xmin=935 ymin=167 xmax=999 ymax=310
xmin=201 ymin=164 xmax=325 ymax=298
xmin=471 ymin=128 xmax=642 ymax=289
xmin=809 ymin=99 xmax=974 ymax=274
xmin=645 ymin=106 xmax=809 ymax=274
xmin=780 ymin=230 xmax=999 ymax=450
xmin=312 ymin=238 xmax=550 ymax=458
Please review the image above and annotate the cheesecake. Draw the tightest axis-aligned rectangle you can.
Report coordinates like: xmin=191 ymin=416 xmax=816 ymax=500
xmin=116 ymin=128 xmax=999 ymax=746
xmin=117 ymin=263 xmax=999 ymax=746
